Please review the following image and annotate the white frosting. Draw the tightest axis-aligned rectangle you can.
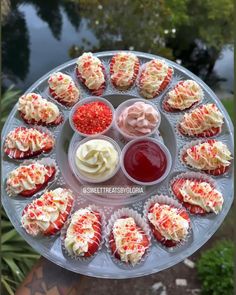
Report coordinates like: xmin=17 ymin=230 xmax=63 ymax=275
xmin=4 ymin=127 xmax=54 ymax=153
xmin=148 ymin=203 xmax=189 ymax=242
xmin=18 ymin=93 xmax=60 ymax=124
xmin=7 ymin=163 xmax=50 ymax=195
xmin=179 ymin=180 xmax=223 ymax=214
xmin=64 ymin=208 xmax=100 ymax=256
xmin=167 ymin=80 xmax=203 ymax=110
xmin=75 ymin=139 xmax=118 ymax=180
xmin=48 ymin=72 xmax=79 ymax=104
xmin=76 ymin=52 xmax=105 ymax=90
xmin=111 ymin=52 xmax=139 ymax=88
xmin=180 ymin=104 xmax=223 ymax=135
xmin=21 ymin=188 xmax=73 ymax=236
xmin=112 ymin=217 xmax=147 ymax=265
xmin=185 ymin=140 xmax=232 ymax=171
xmin=139 ymin=59 xmax=172 ymax=98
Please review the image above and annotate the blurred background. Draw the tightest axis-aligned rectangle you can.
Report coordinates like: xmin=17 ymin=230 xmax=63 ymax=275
xmin=1 ymin=0 xmax=234 ymax=294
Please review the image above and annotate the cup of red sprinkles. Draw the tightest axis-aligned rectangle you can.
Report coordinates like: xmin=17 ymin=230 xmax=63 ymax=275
xmin=69 ymin=96 xmax=114 ymax=137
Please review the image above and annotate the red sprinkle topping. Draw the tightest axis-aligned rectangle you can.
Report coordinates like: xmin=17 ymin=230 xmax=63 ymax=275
xmin=72 ymin=101 xmax=112 ymax=135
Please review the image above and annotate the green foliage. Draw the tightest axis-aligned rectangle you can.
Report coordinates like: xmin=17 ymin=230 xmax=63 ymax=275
xmin=196 ymin=240 xmax=234 ymax=295
xmin=221 ymin=99 xmax=234 ymax=121
xmin=1 ymin=85 xmax=20 ymax=129
xmin=1 ymin=209 xmax=40 ymax=294
xmin=188 ymin=0 xmax=234 ymax=50
xmin=1 ymin=86 xmax=40 ymax=294
xmin=69 ymin=0 xmax=190 ymax=59
xmin=69 ymin=0 xmax=233 ymax=61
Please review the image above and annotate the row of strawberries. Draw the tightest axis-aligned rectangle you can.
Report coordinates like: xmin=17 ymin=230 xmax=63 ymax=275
xmin=21 ymin=183 xmax=221 ymax=266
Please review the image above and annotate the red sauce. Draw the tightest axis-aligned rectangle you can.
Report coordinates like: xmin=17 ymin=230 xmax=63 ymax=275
xmin=124 ymin=140 xmax=167 ymax=182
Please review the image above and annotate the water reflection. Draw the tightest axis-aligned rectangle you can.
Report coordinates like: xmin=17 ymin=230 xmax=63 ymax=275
xmin=29 ymin=0 xmax=63 ymax=40
xmin=2 ymin=0 xmax=234 ymax=94
xmin=2 ymin=7 xmax=29 ymax=82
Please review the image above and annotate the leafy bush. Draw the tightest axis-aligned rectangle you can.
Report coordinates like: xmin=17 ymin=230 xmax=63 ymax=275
xmin=1 ymin=85 xmax=20 ymax=129
xmin=1 ymin=86 xmax=40 ymax=295
xmin=1 ymin=210 xmax=40 ymax=295
xmin=196 ymin=240 xmax=234 ymax=295
xmin=221 ymin=99 xmax=234 ymax=121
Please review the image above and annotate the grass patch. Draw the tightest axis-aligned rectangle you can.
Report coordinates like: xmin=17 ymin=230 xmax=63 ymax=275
xmin=221 ymin=99 xmax=234 ymax=121
xmin=196 ymin=240 xmax=234 ymax=295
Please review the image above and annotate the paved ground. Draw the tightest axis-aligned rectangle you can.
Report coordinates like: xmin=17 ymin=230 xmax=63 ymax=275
xmin=76 ymin=257 xmax=200 ymax=295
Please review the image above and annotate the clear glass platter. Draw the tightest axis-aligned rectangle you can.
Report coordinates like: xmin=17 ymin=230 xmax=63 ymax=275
xmin=1 ymin=51 xmax=234 ymax=278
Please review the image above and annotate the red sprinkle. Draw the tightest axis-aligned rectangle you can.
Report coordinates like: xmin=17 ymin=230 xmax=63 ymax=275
xmin=72 ymin=101 xmax=112 ymax=135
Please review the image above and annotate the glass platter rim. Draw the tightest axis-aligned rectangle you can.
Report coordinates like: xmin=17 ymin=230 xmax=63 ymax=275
xmin=1 ymin=50 xmax=234 ymax=279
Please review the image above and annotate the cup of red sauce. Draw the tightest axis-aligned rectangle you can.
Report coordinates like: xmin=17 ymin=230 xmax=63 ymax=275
xmin=121 ymin=137 xmax=172 ymax=186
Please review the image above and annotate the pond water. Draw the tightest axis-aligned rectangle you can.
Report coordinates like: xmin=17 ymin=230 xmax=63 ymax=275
xmin=2 ymin=0 xmax=234 ymax=98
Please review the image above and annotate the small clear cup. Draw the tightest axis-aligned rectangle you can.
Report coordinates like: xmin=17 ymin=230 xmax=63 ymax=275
xmin=68 ymin=135 xmax=121 ymax=183
xmin=114 ymin=98 xmax=161 ymax=141
xmin=120 ymin=137 xmax=172 ymax=186
xmin=69 ymin=96 xmax=115 ymax=137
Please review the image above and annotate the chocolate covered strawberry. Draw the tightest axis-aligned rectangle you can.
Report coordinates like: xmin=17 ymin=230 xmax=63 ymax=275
xmin=110 ymin=52 xmax=140 ymax=90
xmin=148 ymin=202 xmax=190 ymax=247
xmin=163 ymin=80 xmax=203 ymax=112
xmin=171 ymin=177 xmax=223 ymax=215
xmin=4 ymin=127 xmax=55 ymax=160
xmin=64 ymin=208 xmax=102 ymax=258
xmin=76 ymin=52 xmax=106 ymax=96
xmin=181 ymin=139 xmax=232 ymax=176
xmin=48 ymin=72 xmax=80 ymax=107
xmin=139 ymin=59 xmax=173 ymax=99
xmin=109 ymin=216 xmax=149 ymax=265
xmin=178 ymin=104 xmax=223 ymax=137
xmin=6 ymin=161 xmax=57 ymax=197
xmin=18 ymin=93 xmax=63 ymax=126
xmin=21 ymin=188 xmax=74 ymax=236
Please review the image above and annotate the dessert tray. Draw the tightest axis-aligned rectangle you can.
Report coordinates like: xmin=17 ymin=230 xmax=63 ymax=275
xmin=1 ymin=50 xmax=234 ymax=278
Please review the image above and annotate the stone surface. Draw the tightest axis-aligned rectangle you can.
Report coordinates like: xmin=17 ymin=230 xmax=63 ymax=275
xmin=175 ymin=279 xmax=188 ymax=286
xmin=184 ymin=258 xmax=195 ymax=269
xmin=151 ymin=282 xmax=164 ymax=291
xmin=151 ymin=281 xmax=167 ymax=294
